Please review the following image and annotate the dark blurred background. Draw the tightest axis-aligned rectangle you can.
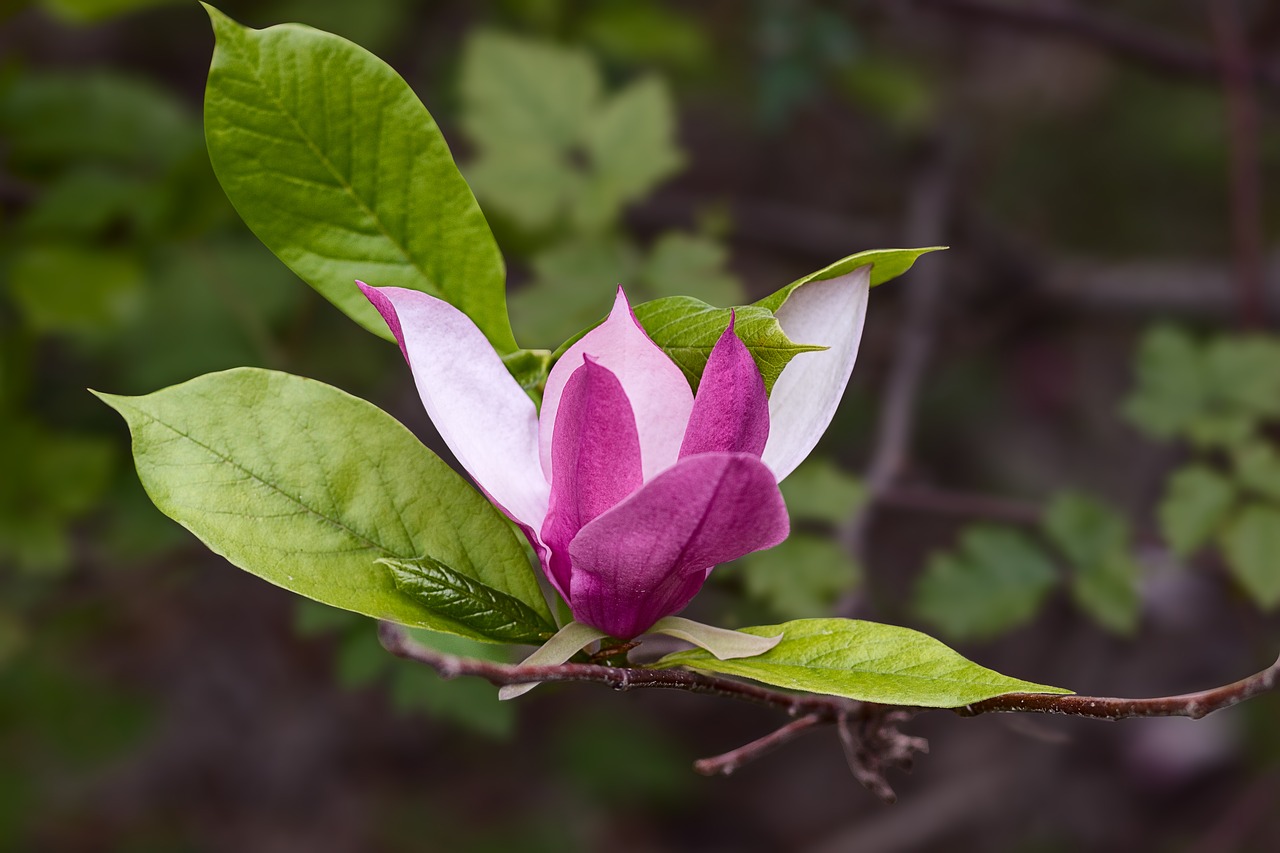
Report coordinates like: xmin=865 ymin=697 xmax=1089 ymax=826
xmin=3 ymin=1 xmax=1280 ymax=850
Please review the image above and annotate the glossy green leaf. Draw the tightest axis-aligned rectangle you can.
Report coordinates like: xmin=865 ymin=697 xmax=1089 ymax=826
xmin=1158 ymin=466 xmax=1237 ymax=557
xmin=1043 ymin=492 xmax=1140 ymax=634
xmin=383 ymin=556 xmax=554 ymax=644
xmin=913 ymin=526 xmax=1057 ymax=641
xmin=202 ymin=6 xmax=515 ymax=351
xmin=95 ymin=367 xmax=550 ymax=640
xmin=632 ymin=297 xmax=822 ymax=393
xmin=1219 ymin=504 xmax=1280 ymax=610
xmin=1232 ymin=442 xmax=1280 ymax=503
xmin=656 ymin=618 xmax=1071 ymax=708
xmin=755 ymin=246 xmax=945 ymax=312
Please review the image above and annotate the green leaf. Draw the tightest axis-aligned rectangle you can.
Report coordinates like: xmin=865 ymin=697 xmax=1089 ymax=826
xmin=632 ymin=297 xmax=822 ymax=394
xmin=1232 ymin=442 xmax=1280 ymax=503
xmin=1158 ymin=466 xmax=1237 ymax=557
xmin=500 ymin=348 xmax=552 ymax=404
xmin=734 ymin=534 xmax=860 ymax=620
xmin=511 ymin=238 xmax=639 ymax=347
xmin=755 ymin=246 xmax=945 ymax=313
xmin=1123 ymin=326 xmax=1205 ymax=441
xmin=913 ymin=526 xmax=1058 ymax=641
xmin=655 ymin=618 xmax=1071 ymax=708
xmin=383 ymin=556 xmax=554 ymax=644
xmin=575 ymin=77 xmax=683 ymax=230
xmin=39 ymin=0 xmax=182 ymax=24
xmin=640 ymin=232 xmax=742 ymax=307
xmin=202 ymin=6 xmax=515 ymax=352
xmin=1219 ymin=504 xmax=1280 ymax=610
xmin=7 ymin=243 xmax=144 ymax=334
xmin=1204 ymin=337 xmax=1280 ymax=422
xmin=779 ymin=459 xmax=866 ymax=524
xmin=1043 ymin=492 xmax=1140 ymax=634
xmin=94 ymin=367 xmax=550 ymax=640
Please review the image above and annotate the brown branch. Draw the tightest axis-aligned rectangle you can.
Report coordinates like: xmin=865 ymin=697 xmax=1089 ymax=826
xmin=912 ymin=0 xmax=1280 ymax=97
xmin=878 ymin=484 xmax=1044 ymax=526
xmin=1209 ymin=0 xmax=1270 ymax=328
xmin=958 ymin=653 xmax=1280 ymax=720
xmin=378 ymin=622 xmax=1280 ymax=799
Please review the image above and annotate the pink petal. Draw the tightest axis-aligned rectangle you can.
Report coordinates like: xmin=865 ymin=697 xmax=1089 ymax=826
xmin=567 ymin=452 xmax=789 ymax=639
xmin=540 ymin=357 xmax=643 ymax=597
xmin=540 ymin=287 xmax=693 ymax=483
xmin=358 ymin=283 xmax=549 ymax=533
xmin=761 ymin=267 xmax=870 ymax=481
xmin=679 ymin=312 xmax=769 ymax=459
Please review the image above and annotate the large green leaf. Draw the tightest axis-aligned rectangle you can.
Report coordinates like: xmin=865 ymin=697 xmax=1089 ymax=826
xmin=202 ymin=6 xmax=515 ymax=352
xmin=633 ymin=298 xmax=822 ymax=394
xmin=656 ymin=618 xmax=1070 ymax=708
xmin=1220 ymin=504 xmax=1280 ymax=610
xmin=913 ymin=526 xmax=1058 ymax=641
xmin=755 ymin=246 xmax=944 ymax=312
xmin=94 ymin=368 xmax=550 ymax=640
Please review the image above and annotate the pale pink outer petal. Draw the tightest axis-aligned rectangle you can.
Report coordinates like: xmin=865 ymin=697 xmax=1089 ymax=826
xmin=678 ymin=313 xmax=769 ymax=459
xmin=358 ymin=283 xmax=549 ymax=533
xmin=540 ymin=287 xmax=694 ymax=483
xmin=761 ymin=266 xmax=871 ymax=482
xmin=567 ymin=452 xmax=789 ymax=639
xmin=541 ymin=357 xmax=643 ymax=598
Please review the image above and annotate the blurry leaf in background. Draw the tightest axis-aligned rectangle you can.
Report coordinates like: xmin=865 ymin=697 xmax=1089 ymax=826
xmin=510 ymin=237 xmax=637 ymax=346
xmin=579 ymin=2 xmax=709 ymax=72
xmin=97 ymin=368 xmax=551 ymax=639
xmin=838 ymin=53 xmax=935 ymax=132
xmin=461 ymin=30 xmax=681 ymax=233
xmin=16 ymin=169 xmax=158 ymax=240
xmin=914 ymin=526 xmax=1058 ymax=641
xmin=269 ymin=0 xmax=416 ymax=56
xmin=1043 ymin=492 xmax=1140 ymax=635
xmin=754 ymin=3 xmax=858 ymax=129
xmin=1123 ymin=326 xmax=1205 ymax=440
xmin=736 ymin=535 xmax=859 ymax=621
xmin=296 ymin=603 xmax=515 ymax=739
xmin=0 ymin=421 xmax=113 ymax=573
xmin=203 ymin=7 xmax=516 ymax=351
xmin=554 ymin=715 xmax=691 ymax=806
xmin=7 ymin=244 xmax=144 ymax=334
xmin=779 ymin=458 xmax=867 ymax=525
xmin=0 ymin=73 xmax=196 ymax=174
xmin=0 ymin=609 xmax=26 ymax=671
xmin=639 ymin=232 xmax=742 ymax=306
xmin=1231 ymin=442 xmax=1280 ymax=503
xmin=1219 ymin=505 xmax=1280 ymax=610
xmin=1158 ymin=465 xmax=1237 ymax=557
xmin=39 ymin=0 xmax=182 ymax=24
xmin=659 ymin=618 xmax=1071 ymax=707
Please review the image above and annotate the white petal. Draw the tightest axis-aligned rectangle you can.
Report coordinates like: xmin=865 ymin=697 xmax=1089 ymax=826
xmin=761 ymin=267 xmax=871 ymax=482
xmin=649 ymin=616 xmax=782 ymax=660
xmin=361 ymin=285 xmax=549 ymax=531
xmin=540 ymin=288 xmax=693 ymax=482
xmin=498 ymin=621 xmax=609 ymax=700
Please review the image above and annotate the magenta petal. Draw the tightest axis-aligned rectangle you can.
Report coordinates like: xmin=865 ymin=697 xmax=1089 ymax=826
xmin=567 ymin=452 xmax=789 ymax=639
xmin=679 ymin=313 xmax=769 ymax=459
xmin=540 ymin=357 xmax=644 ymax=597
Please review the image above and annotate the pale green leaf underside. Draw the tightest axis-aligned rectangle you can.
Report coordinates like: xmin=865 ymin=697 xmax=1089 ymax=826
xmin=95 ymin=368 xmax=549 ymax=640
xmin=655 ymin=618 xmax=1071 ymax=708
xmin=202 ymin=5 xmax=515 ymax=352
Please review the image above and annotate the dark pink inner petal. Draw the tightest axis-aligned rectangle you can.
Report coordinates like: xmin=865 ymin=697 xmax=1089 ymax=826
xmin=357 ymin=281 xmax=408 ymax=362
xmin=567 ymin=452 xmax=789 ymax=639
xmin=540 ymin=357 xmax=644 ymax=596
xmin=679 ymin=314 xmax=769 ymax=459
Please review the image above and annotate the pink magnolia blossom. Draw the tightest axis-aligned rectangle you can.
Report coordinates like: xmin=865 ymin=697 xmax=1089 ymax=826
xmin=358 ymin=272 xmax=869 ymax=640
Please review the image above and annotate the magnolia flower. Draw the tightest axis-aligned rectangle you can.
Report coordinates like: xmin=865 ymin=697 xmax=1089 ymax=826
xmin=358 ymin=271 xmax=869 ymax=642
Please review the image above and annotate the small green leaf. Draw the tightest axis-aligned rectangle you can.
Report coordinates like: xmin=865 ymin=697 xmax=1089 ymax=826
xmin=1204 ymin=337 xmax=1280 ymax=422
xmin=383 ymin=556 xmax=554 ymax=644
xmin=1232 ymin=442 xmax=1280 ymax=503
xmin=1123 ymin=326 xmax=1205 ymax=441
xmin=755 ymin=246 xmax=944 ymax=313
xmin=655 ymin=618 xmax=1071 ymax=707
xmin=1219 ymin=504 xmax=1280 ymax=610
xmin=1158 ymin=466 xmax=1237 ymax=557
xmin=913 ymin=526 xmax=1057 ymax=641
xmin=202 ymin=6 xmax=515 ymax=351
xmin=95 ymin=367 xmax=550 ymax=641
xmin=500 ymin=348 xmax=553 ymax=404
xmin=1043 ymin=492 xmax=1140 ymax=634
xmin=632 ymin=297 xmax=822 ymax=393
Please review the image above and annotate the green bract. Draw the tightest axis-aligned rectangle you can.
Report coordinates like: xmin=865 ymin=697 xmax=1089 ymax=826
xmin=657 ymin=618 xmax=1070 ymax=707
xmin=94 ymin=368 xmax=551 ymax=642
xmin=202 ymin=6 xmax=516 ymax=351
